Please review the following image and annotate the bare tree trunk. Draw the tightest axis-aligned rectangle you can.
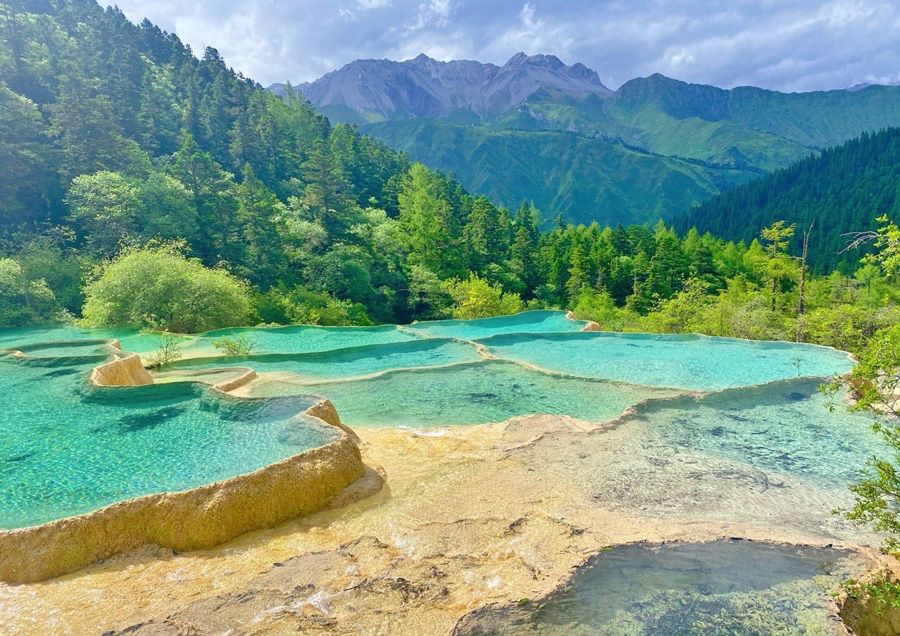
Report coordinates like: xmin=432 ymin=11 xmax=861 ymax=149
xmin=796 ymin=221 xmax=814 ymax=342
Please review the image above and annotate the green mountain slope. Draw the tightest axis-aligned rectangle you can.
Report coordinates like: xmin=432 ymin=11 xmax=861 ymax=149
xmin=365 ymin=119 xmax=754 ymax=226
xmin=311 ymin=64 xmax=900 ymax=226
xmin=676 ymin=127 xmax=900 ymax=271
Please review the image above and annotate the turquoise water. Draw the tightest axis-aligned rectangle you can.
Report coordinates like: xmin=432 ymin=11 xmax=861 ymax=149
xmin=455 ymin=540 xmax=865 ymax=635
xmin=197 ymin=323 xmax=418 ymax=355
xmin=636 ymin=379 xmax=885 ymax=490
xmin=0 ymin=325 xmax=178 ymax=354
xmin=246 ymin=361 xmax=675 ymax=427
xmin=168 ymin=338 xmax=482 ymax=384
xmin=403 ymin=310 xmax=586 ymax=340
xmin=0 ymin=311 xmax=877 ymax=535
xmin=479 ymin=331 xmax=853 ymax=390
xmin=0 ymin=351 xmax=337 ymax=529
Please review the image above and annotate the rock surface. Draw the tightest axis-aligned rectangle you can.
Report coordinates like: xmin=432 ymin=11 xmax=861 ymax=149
xmin=284 ymin=52 xmax=610 ymax=121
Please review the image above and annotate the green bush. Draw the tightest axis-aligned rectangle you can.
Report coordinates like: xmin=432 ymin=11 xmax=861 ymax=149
xmin=443 ymin=273 xmax=524 ymax=320
xmin=256 ymin=286 xmax=372 ymax=326
xmin=213 ymin=334 xmax=256 ymax=356
xmin=81 ymin=246 xmax=252 ymax=333
xmin=0 ymin=258 xmax=58 ymax=327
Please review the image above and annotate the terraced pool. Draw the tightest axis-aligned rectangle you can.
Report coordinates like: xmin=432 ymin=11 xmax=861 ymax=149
xmin=0 ymin=309 xmax=885 ymax=612
xmin=0 ymin=347 xmax=337 ymax=529
xmin=455 ymin=540 xmax=866 ymax=635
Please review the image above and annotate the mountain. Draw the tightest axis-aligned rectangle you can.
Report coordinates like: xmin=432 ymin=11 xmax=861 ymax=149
xmin=367 ymin=119 xmax=746 ymax=226
xmin=277 ymin=53 xmax=610 ymax=125
xmin=676 ymin=127 xmax=900 ymax=272
xmin=278 ymin=55 xmax=900 ymax=226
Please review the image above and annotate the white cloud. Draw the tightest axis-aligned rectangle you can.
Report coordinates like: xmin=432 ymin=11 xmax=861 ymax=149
xmin=109 ymin=0 xmax=900 ymax=91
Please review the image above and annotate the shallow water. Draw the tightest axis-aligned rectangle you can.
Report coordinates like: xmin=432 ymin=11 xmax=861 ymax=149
xmin=0 ymin=352 xmax=337 ymax=529
xmin=0 ymin=311 xmax=878 ymax=539
xmin=402 ymin=310 xmax=586 ymax=340
xmin=479 ymin=331 xmax=853 ymax=390
xmin=636 ymin=379 xmax=884 ymax=490
xmin=167 ymin=338 xmax=483 ymax=384
xmin=246 ymin=360 xmax=677 ymax=427
xmin=197 ymin=322 xmax=418 ymax=355
xmin=455 ymin=540 xmax=865 ymax=635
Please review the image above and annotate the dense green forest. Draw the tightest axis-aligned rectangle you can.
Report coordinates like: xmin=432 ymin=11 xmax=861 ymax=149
xmin=678 ymin=127 xmax=900 ymax=272
xmin=0 ymin=0 xmax=898 ymax=362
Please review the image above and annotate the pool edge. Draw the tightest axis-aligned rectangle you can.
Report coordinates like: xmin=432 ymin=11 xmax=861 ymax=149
xmin=0 ymin=356 xmax=366 ymax=585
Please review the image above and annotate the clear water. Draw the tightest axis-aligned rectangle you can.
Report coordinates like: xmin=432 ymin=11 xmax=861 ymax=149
xmin=455 ymin=540 xmax=865 ymax=635
xmin=167 ymin=338 xmax=482 ymax=384
xmin=402 ymin=310 xmax=586 ymax=340
xmin=246 ymin=361 xmax=676 ymax=428
xmin=479 ymin=331 xmax=854 ymax=390
xmin=0 ymin=311 xmax=877 ymax=539
xmin=635 ymin=379 xmax=884 ymax=490
xmin=0 ymin=325 xmax=182 ymax=354
xmin=0 ymin=352 xmax=338 ymax=529
xmin=197 ymin=323 xmax=418 ymax=355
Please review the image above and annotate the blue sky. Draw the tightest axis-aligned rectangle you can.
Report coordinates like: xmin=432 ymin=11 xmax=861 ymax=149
xmin=112 ymin=0 xmax=900 ymax=92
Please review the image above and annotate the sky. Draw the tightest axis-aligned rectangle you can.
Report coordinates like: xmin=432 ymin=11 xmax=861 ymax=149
xmin=111 ymin=0 xmax=900 ymax=92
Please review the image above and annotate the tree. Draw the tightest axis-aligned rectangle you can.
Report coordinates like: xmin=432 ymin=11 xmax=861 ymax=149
xmin=81 ymin=246 xmax=253 ymax=333
xmin=760 ymin=220 xmax=797 ymax=310
xmin=66 ymin=171 xmax=140 ymax=256
xmin=0 ymin=258 xmax=57 ymax=327
xmin=136 ymin=172 xmax=199 ymax=242
xmin=0 ymin=83 xmax=54 ymax=229
xmin=398 ymin=163 xmax=464 ymax=278
xmin=49 ymin=76 xmax=150 ymax=182
xmin=824 ymin=216 xmax=900 ymax=609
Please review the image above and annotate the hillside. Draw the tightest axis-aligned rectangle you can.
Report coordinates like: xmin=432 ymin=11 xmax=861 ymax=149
xmin=367 ymin=118 xmax=747 ymax=226
xmin=677 ymin=127 xmax=900 ymax=272
xmin=287 ymin=54 xmax=900 ymax=225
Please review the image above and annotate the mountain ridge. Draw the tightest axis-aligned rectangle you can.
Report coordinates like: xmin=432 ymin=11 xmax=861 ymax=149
xmin=268 ymin=52 xmax=900 ymax=226
xmin=271 ymin=52 xmax=611 ymax=123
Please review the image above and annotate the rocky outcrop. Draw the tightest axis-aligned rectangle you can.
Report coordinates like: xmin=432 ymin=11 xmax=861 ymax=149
xmin=91 ymin=354 xmax=153 ymax=386
xmin=840 ymin=569 xmax=900 ymax=636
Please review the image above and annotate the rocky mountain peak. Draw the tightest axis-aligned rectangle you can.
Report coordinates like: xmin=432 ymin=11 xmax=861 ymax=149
xmin=288 ymin=52 xmax=611 ymax=122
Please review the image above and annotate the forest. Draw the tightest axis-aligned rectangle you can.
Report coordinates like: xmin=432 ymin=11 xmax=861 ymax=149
xmin=677 ymin=127 xmax=900 ymax=272
xmin=2 ymin=1 xmax=898 ymax=357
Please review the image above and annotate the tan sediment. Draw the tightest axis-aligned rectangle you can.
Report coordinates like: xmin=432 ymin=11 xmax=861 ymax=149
xmin=0 ymin=353 xmax=367 ymax=585
xmin=90 ymin=354 xmax=153 ymax=386
xmin=211 ymin=367 xmax=257 ymax=392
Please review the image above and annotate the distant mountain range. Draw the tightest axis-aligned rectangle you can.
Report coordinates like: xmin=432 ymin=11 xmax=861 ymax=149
xmin=271 ymin=53 xmax=900 ymax=226
xmin=272 ymin=53 xmax=610 ymax=122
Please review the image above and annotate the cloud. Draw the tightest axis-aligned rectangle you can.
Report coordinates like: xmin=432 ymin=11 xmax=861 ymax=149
xmin=110 ymin=0 xmax=900 ymax=91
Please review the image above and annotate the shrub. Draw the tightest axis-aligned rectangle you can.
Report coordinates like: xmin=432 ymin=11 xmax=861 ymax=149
xmin=443 ymin=273 xmax=524 ymax=320
xmin=145 ymin=331 xmax=184 ymax=369
xmin=256 ymin=285 xmax=372 ymax=326
xmin=81 ymin=246 xmax=252 ymax=333
xmin=212 ymin=334 xmax=256 ymax=356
